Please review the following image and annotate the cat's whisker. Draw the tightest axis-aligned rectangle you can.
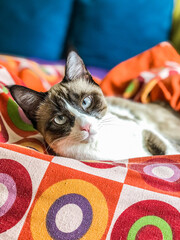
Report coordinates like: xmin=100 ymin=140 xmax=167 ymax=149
xmin=71 ymin=134 xmax=85 ymax=142
xmin=100 ymin=118 xmax=115 ymax=123
xmin=97 ymin=123 xmax=122 ymax=132
xmin=99 ymin=120 xmax=112 ymax=123
xmin=50 ymin=135 xmax=69 ymax=146
xmin=98 ymin=122 xmax=121 ymax=127
xmin=50 ymin=132 xmax=84 ymax=147
xmin=44 ymin=144 xmax=58 ymax=156
xmin=45 ymin=145 xmax=51 ymax=152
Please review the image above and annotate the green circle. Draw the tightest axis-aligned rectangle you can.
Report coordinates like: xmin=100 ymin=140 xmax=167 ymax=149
xmin=3 ymin=86 xmax=9 ymax=94
xmin=7 ymin=98 xmax=35 ymax=131
xmin=127 ymin=215 xmax=173 ymax=240
xmin=125 ymin=82 xmax=135 ymax=93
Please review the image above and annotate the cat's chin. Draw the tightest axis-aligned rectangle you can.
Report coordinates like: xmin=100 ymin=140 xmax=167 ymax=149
xmin=80 ymin=130 xmax=97 ymax=143
xmin=51 ymin=136 xmax=100 ymax=160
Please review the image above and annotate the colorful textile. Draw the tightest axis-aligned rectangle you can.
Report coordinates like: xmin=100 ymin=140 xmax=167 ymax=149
xmin=101 ymin=42 xmax=180 ymax=112
xmin=0 ymin=43 xmax=180 ymax=239
xmin=0 ymin=145 xmax=180 ymax=239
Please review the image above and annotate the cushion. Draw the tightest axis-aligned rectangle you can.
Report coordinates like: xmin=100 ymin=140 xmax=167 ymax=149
xmin=0 ymin=0 xmax=74 ymax=60
xmin=69 ymin=0 xmax=174 ymax=69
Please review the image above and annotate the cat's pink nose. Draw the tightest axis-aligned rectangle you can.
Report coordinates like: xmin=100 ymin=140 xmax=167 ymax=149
xmin=80 ymin=124 xmax=91 ymax=132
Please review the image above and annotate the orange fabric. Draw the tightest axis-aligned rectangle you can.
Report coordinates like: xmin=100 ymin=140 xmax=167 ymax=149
xmin=19 ymin=68 xmax=47 ymax=92
xmin=100 ymin=42 xmax=180 ymax=111
xmin=0 ymin=59 xmax=19 ymax=75
xmin=0 ymin=55 xmax=63 ymax=92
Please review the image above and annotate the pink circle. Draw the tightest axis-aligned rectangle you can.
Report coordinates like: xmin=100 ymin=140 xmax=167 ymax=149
xmin=169 ymin=70 xmax=178 ymax=76
xmin=18 ymin=107 xmax=32 ymax=124
xmin=83 ymin=161 xmax=125 ymax=169
xmin=0 ymin=158 xmax=32 ymax=233
xmin=0 ymin=173 xmax=17 ymax=217
xmin=0 ymin=116 xmax=9 ymax=143
xmin=130 ymin=158 xmax=180 ymax=191
xmin=144 ymin=163 xmax=180 ymax=182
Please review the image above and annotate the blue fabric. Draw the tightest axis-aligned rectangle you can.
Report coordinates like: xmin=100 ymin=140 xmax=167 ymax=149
xmin=0 ymin=0 xmax=74 ymax=60
xmin=69 ymin=0 xmax=174 ymax=69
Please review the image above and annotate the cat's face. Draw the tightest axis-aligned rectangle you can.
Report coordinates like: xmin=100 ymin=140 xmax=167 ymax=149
xmin=9 ymin=51 xmax=107 ymax=155
xmin=36 ymin=73 xmax=107 ymax=150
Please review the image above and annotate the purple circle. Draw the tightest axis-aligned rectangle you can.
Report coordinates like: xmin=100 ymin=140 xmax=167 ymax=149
xmin=46 ymin=193 xmax=92 ymax=240
xmin=0 ymin=173 xmax=17 ymax=217
xmin=144 ymin=163 xmax=180 ymax=182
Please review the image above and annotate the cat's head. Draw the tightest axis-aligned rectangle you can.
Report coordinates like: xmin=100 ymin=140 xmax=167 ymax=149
xmin=9 ymin=51 xmax=107 ymax=155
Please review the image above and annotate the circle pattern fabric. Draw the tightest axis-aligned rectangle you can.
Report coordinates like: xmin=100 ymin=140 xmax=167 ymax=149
xmin=14 ymin=138 xmax=46 ymax=153
xmin=130 ymin=158 xmax=180 ymax=191
xmin=143 ymin=163 xmax=180 ymax=182
xmin=83 ymin=161 xmax=126 ymax=169
xmin=46 ymin=193 xmax=93 ymax=240
xmin=0 ymin=173 xmax=17 ymax=217
xmin=0 ymin=159 xmax=32 ymax=233
xmin=30 ymin=179 xmax=108 ymax=240
xmin=111 ymin=200 xmax=180 ymax=240
xmin=7 ymin=98 xmax=35 ymax=132
xmin=0 ymin=116 xmax=8 ymax=143
xmin=0 ymin=94 xmax=37 ymax=137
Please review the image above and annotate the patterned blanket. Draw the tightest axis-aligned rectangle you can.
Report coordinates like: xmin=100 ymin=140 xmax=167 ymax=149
xmin=0 ymin=42 xmax=180 ymax=239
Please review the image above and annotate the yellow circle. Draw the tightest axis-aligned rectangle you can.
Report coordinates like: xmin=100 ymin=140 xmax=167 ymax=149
xmin=15 ymin=140 xmax=45 ymax=153
xmin=30 ymin=179 xmax=109 ymax=240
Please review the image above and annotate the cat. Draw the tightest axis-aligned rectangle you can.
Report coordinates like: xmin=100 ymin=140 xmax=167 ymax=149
xmin=9 ymin=51 xmax=180 ymax=161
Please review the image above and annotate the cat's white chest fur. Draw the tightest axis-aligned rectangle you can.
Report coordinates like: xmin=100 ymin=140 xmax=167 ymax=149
xmin=53 ymin=110 xmax=149 ymax=161
xmin=90 ymin=113 xmax=148 ymax=160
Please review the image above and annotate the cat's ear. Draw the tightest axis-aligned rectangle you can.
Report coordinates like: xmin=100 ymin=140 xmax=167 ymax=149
xmin=65 ymin=51 xmax=91 ymax=81
xmin=9 ymin=85 xmax=47 ymax=126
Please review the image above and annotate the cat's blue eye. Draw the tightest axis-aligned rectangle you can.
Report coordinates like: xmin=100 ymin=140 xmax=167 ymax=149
xmin=53 ymin=115 xmax=67 ymax=125
xmin=82 ymin=96 xmax=92 ymax=110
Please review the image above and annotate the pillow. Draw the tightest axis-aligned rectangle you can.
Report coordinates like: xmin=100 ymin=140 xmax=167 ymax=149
xmin=0 ymin=0 xmax=74 ymax=60
xmin=68 ymin=0 xmax=174 ymax=69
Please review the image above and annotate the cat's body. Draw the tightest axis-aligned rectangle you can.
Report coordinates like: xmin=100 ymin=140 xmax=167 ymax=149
xmin=9 ymin=51 xmax=180 ymax=161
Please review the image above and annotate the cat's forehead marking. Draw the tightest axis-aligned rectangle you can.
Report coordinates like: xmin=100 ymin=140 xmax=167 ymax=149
xmin=63 ymin=99 xmax=95 ymax=124
xmin=63 ymin=99 xmax=81 ymax=117
xmin=49 ymin=79 xmax=107 ymax=119
xmin=63 ymin=78 xmax=98 ymax=93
